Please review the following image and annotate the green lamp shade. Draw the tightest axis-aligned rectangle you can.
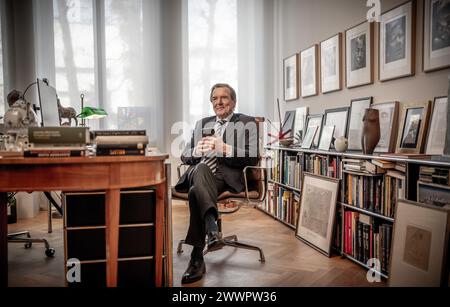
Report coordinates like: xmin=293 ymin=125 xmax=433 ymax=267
xmin=77 ymin=107 xmax=108 ymax=119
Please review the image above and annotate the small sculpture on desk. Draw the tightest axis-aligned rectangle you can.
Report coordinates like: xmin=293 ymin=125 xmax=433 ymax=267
xmin=57 ymin=98 xmax=78 ymax=126
xmin=361 ymin=108 xmax=380 ymax=155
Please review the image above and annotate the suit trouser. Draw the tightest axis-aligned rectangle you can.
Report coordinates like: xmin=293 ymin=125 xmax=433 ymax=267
xmin=185 ymin=163 xmax=226 ymax=248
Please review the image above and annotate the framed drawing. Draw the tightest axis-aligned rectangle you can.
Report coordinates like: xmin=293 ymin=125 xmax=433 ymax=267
xmin=347 ymin=97 xmax=373 ymax=151
xmin=318 ymin=125 xmax=335 ymax=151
xmin=372 ymin=101 xmax=400 ymax=153
xmin=295 ymin=173 xmax=340 ymax=257
xmin=423 ymin=0 xmax=450 ymax=72
xmin=301 ymin=126 xmax=318 ymax=149
xmin=418 ymin=182 xmax=450 ymax=207
xmin=345 ymin=21 xmax=374 ymax=88
xmin=306 ymin=114 xmax=324 ymax=148
xmin=293 ymin=107 xmax=309 ymax=144
xmin=396 ymin=101 xmax=431 ymax=154
xmin=320 ymin=33 xmax=342 ymax=93
xmin=283 ymin=54 xmax=299 ymax=101
xmin=389 ymin=199 xmax=450 ymax=287
xmin=324 ymin=107 xmax=349 ymax=141
xmin=425 ymin=96 xmax=448 ymax=155
xmin=300 ymin=45 xmax=319 ymax=98
xmin=379 ymin=1 xmax=416 ymax=81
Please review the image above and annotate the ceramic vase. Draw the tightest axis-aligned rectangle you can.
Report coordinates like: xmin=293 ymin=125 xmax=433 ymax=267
xmin=361 ymin=108 xmax=380 ymax=155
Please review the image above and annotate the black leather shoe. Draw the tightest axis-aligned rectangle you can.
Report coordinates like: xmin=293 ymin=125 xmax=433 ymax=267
xmin=207 ymin=231 xmax=223 ymax=252
xmin=181 ymin=258 xmax=206 ymax=284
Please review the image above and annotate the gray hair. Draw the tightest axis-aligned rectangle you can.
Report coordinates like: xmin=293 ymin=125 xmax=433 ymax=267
xmin=209 ymin=83 xmax=237 ymax=103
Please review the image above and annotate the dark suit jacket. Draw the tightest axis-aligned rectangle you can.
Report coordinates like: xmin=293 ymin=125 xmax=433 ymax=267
xmin=175 ymin=113 xmax=259 ymax=193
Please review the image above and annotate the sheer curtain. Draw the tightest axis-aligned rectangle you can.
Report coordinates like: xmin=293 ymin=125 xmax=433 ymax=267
xmin=34 ymin=0 xmax=164 ymax=148
xmin=182 ymin=0 xmax=274 ymax=130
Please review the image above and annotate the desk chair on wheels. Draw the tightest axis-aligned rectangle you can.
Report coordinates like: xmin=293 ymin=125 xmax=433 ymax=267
xmin=172 ymin=144 xmax=267 ymax=262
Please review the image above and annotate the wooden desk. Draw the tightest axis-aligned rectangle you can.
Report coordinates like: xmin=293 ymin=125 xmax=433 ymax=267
xmin=0 ymin=154 xmax=169 ymax=287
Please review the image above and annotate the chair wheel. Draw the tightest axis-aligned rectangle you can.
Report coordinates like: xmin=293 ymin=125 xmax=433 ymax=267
xmin=45 ymin=248 xmax=55 ymax=257
xmin=25 ymin=242 xmax=32 ymax=249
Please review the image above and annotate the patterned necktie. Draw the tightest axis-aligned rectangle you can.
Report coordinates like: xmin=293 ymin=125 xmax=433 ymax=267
xmin=202 ymin=119 xmax=227 ymax=174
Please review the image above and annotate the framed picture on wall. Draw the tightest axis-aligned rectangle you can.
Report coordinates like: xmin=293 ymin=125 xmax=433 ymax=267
xmin=372 ymin=101 xmax=400 ymax=153
xmin=283 ymin=54 xmax=299 ymax=101
xmin=300 ymin=45 xmax=319 ymax=98
xmin=320 ymin=33 xmax=342 ymax=93
xmin=423 ymin=0 xmax=450 ymax=72
xmin=296 ymin=173 xmax=340 ymax=257
xmin=379 ymin=1 xmax=416 ymax=82
xmin=306 ymin=114 xmax=324 ymax=148
xmin=396 ymin=101 xmax=431 ymax=154
xmin=425 ymin=96 xmax=448 ymax=155
xmin=389 ymin=199 xmax=450 ymax=287
xmin=347 ymin=97 xmax=373 ymax=151
xmin=345 ymin=21 xmax=374 ymax=88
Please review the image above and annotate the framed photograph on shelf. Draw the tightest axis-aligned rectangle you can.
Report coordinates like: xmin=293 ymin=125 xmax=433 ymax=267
xmin=295 ymin=173 xmax=340 ymax=257
xmin=283 ymin=54 xmax=299 ymax=101
xmin=301 ymin=45 xmax=319 ymax=98
xmin=418 ymin=182 xmax=450 ymax=207
xmin=320 ymin=33 xmax=342 ymax=93
xmin=345 ymin=21 xmax=374 ymax=88
xmin=293 ymin=107 xmax=309 ymax=145
xmin=301 ymin=126 xmax=318 ymax=149
xmin=324 ymin=107 xmax=349 ymax=142
xmin=396 ymin=101 xmax=431 ymax=154
xmin=306 ymin=114 xmax=324 ymax=148
xmin=281 ymin=110 xmax=296 ymax=139
xmin=347 ymin=97 xmax=373 ymax=151
xmin=372 ymin=101 xmax=400 ymax=153
xmin=425 ymin=96 xmax=448 ymax=155
xmin=379 ymin=1 xmax=416 ymax=81
xmin=389 ymin=199 xmax=450 ymax=287
xmin=319 ymin=125 xmax=335 ymax=151
xmin=423 ymin=0 xmax=450 ymax=72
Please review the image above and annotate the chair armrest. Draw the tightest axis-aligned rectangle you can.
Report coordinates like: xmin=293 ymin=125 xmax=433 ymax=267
xmin=177 ymin=163 xmax=189 ymax=180
xmin=243 ymin=166 xmax=267 ymax=204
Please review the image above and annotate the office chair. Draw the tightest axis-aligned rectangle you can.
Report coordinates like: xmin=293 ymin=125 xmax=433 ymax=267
xmin=172 ymin=117 xmax=267 ymax=262
xmin=7 ymin=192 xmax=56 ymax=257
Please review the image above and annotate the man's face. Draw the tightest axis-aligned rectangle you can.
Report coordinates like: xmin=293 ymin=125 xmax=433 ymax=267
xmin=211 ymin=87 xmax=235 ymax=119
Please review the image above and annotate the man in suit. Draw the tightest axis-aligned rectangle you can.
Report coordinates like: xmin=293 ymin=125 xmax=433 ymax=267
xmin=175 ymin=83 xmax=259 ymax=284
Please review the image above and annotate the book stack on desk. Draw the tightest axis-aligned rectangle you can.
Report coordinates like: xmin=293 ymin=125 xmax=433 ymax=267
xmin=25 ymin=127 xmax=89 ymax=157
xmin=93 ymin=130 xmax=148 ymax=156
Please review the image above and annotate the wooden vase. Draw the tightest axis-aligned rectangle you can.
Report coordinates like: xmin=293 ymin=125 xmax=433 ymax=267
xmin=361 ymin=109 xmax=380 ymax=155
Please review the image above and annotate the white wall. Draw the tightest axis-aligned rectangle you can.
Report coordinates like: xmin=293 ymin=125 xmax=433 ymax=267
xmin=274 ymin=0 xmax=450 ymax=117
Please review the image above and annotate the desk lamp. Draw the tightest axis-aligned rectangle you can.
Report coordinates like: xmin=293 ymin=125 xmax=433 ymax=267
xmin=78 ymin=94 xmax=108 ymax=126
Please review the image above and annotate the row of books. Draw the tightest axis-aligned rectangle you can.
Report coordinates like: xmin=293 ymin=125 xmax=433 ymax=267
xmin=343 ymin=210 xmax=392 ymax=274
xmin=263 ymin=183 xmax=300 ymax=227
xmin=419 ymin=166 xmax=450 ymax=185
xmin=304 ymin=154 xmax=339 ymax=178
xmin=267 ymin=150 xmax=302 ymax=188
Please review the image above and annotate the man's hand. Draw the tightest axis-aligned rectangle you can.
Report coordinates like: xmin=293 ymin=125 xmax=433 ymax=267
xmin=194 ymin=137 xmax=232 ymax=156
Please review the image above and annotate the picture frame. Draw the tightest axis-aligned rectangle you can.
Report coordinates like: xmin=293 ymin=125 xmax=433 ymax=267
xmin=372 ymin=101 xmax=400 ymax=153
xmin=347 ymin=97 xmax=373 ymax=151
xmin=379 ymin=0 xmax=416 ymax=82
xmin=417 ymin=181 xmax=450 ymax=207
xmin=293 ymin=107 xmax=309 ymax=144
xmin=300 ymin=45 xmax=319 ymax=98
xmin=324 ymin=107 xmax=349 ymax=142
xmin=396 ymin=101 xmax=431 ymax=154
xmin=283 ymin=54 xmax=299 ymax=101
xmin=301 ymin=125 xmax=318 ymax=149
xmin=295 ymin=173 xmax=340 ymax=257
xmin=281 ymin=110 xmax=296 ymax=139
xmin=320 ymin=33 xmax=342 ymax=93
xmin=389 ymin=199 xmax=450 ymax=287
xmin=318 ymin=125 xmax=335 ymax=151
xmin=425 ymin=96 xmax=448 ymax=155
xmin=306 ymin=114 xmax=324 ymax=148
xmin=423 ymin=0 xmax=450 ymax=72
xmin=345 ymin=21 xmax=374 ymax=88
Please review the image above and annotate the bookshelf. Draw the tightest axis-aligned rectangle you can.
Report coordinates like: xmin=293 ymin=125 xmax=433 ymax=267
xmin=263 ymin=146 xmax=450 ymax=279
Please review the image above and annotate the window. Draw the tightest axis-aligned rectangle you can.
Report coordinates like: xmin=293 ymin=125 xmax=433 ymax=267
xmin=187 ymin=0 xmax=238 ymax=124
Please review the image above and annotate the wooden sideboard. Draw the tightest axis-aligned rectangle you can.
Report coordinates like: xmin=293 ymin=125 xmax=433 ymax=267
xmin=0 ymin=154 xmax=170 ymax=287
